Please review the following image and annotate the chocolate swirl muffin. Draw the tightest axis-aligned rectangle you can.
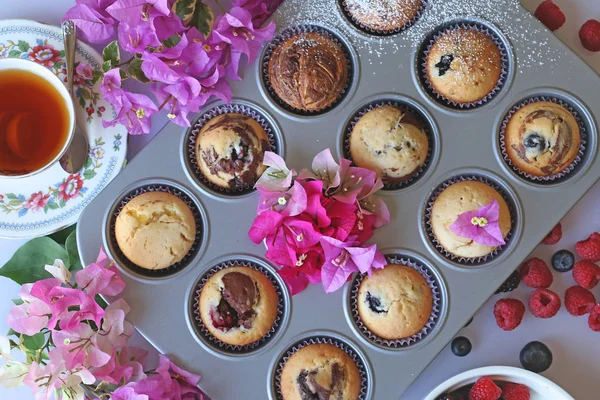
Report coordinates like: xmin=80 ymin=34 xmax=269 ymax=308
xmin=504 ymin=101 xmax=580 ymax=177
xmin=267 ymin=31 xmax=349 ymax=112
xmin=195 ymin=113 xmax=270 ymax=189
xmin=425 ymin=28 xmax=502 ymax=104
xmin=199 ymin=266 xmax=278 ymax=346
xmin=344 ymin=0 xmax=422 ymax=32
xmin=280 ymin=343 xmax=361 ymax=400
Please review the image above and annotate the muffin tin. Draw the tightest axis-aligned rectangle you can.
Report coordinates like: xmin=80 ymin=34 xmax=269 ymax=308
xmin=77 ymin=0 xmax=600 ymax=398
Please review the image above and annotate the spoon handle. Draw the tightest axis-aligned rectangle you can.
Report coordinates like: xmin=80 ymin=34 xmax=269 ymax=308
xmin=61 ymin=20 xmax=76 ymax=96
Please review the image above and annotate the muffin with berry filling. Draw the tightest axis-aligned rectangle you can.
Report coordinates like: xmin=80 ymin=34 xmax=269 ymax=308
xmin=199 ymin=266 xmax=278 ymax=346
xmin=344 ymin=0 xmax=423 ymax=32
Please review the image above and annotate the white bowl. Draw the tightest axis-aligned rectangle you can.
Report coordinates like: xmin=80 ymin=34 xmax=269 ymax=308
xmin=424 ymin=366 xmax=574 ymax=400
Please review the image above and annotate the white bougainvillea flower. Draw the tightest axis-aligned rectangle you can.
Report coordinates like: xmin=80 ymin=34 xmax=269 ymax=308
xmin=44 ymin=259 xmax=72 ymax=285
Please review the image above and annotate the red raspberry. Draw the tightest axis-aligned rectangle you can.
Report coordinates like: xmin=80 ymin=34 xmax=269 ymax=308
xmin=494 ymin=298 xmax=525 ymax=331
xmin=589 ymin=304 xmax=600 ymax=332
xmin=534 ymin=0 xmax=566 ymax=31
xmin=501 ymin=382 xmax=531 ymax=400
xmin=520 ymin=258 xmax=553 ymax=288
xmin=575 ymin=232 xmax=600 ymax=261
xmin=469 ymin=376 xmax=502 ymax=400
xmin=573 ymin=260 xmax=600 ymax=289
xmin=579 ymin=19 xmax=600 ymax=52
xmin=529 ymin=288 xmax=561 ymax=318
xmin=565 ymin=286 xmax=596 ymax=316
xmin=541 ymin=223 xmax=562 ymax=245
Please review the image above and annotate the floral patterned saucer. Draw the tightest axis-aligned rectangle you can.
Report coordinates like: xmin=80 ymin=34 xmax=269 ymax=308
xmin=0 ymin=19 xmax=127 ymax=239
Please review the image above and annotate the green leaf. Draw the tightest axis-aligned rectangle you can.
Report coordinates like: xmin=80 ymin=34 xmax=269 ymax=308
xmin=189 ymin=2 xmax=214 ymax=37
xmin=65 ymin=230 xmax=82 ymax=272
xmin=5 ymin=193 xmax=17 ymax=200
xmin=101 ymin=60 xmax=112 ymax=73
xmin=47 ymin=202 xmax=59 ymax=210
xmin=83 ymin=169 xmax=97 ymax=180
xmin=59 ymin=199 xmax=66 ymax=208
xmin=7 ymin=49 xmax=21 ymax=58
xmin=119 ymin=69 xmax=128 ymax=81
xmin=23 ymin=333 xmax=45 ymax=351
xmin=83 ymin=156 xmax=92 ymax=169
xmin=173 ymin=0 xmax=195 ymax=23
xmin=102 ymin=40 xmax=120 ymax=67
xmin=8 ymin=199 xmax=23 ymax=206
xmin=48 ymin=224 xmax=77 ymax=245
xmin=11 ymin=298 xmax=23 ymax=306
xmin=78 ymin=95 xmax=86 ymax=108
xmin=127 ymin=58 xmax=150 ymax=83
xmin=162 ymin=35 xmax=182 ymax=48
xmin=18 ymin=40 xmax=29 ymax=52
xmin=95 ymin=295 xmax=108 ymax=309
xmin=59 ymin=50 xmax=65 ymax=58
xmin=0 ymin=237 xmax=68 ymax=284
xmin=91 ymin=69 xmax=104 ymax=85
xmin=7 ymin=329 xmax=17 ymax=337
xmin=80 ymin=90 xmax=90 ymax=100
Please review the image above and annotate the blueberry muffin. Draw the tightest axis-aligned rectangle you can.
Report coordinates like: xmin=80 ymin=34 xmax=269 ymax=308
xmin=115 ymin=192 xmax=196 ymax=270
xmin=357 ymin=264 xmax=432 ymax=339
xmin=349 ymin=105 xmax=429 ymax=183
xmin=504 ymin=101 xmax=580 ymax=177
xmin=344 ymin=0 xmax=422 ymax=32
xmin=195 ymin=113 xmax=270 ymax=189
xmin=199 ymin=266 xmax=278 ymax=346
xmin=430 ymin=181 xmax=511 ymax=258
xmin=280 ymin=343 xmax=361 ymax=400
xmin=425 ymin=28 xmax=502 ymax=104
xmin=268 ymin=31 xmax=348 ymax=112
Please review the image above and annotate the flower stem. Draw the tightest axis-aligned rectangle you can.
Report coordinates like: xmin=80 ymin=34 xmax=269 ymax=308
xmin=116 ymin=57 xmax=134 ymax=67
xmin=158 ymin=95 xmax=173 ymax=111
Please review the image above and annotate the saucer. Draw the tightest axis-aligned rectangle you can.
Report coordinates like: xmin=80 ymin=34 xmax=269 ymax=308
xmin=0 ymin=19 xmax=127 ymax=238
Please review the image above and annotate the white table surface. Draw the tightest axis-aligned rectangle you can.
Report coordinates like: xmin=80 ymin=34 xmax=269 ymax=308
xmin=0 ymin=1 xmax=598 ymax=399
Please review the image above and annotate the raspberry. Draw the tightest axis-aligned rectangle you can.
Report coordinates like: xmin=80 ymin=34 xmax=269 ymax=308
xmin=534 ymin=0 xmax=566 ymax=31
xmin=575 ymin=232 xmax=600 ymax=261
xmin=494 ymin=298 xmax=525 ymax=331
xmin=501 ymin=382 xmax=531 ymax=400
xmin=529 ymin=288 xmax=561 ymax=318
xmin=589 ymin=304 xmax=600 ymax=332
xmin=520 ymin=258 xmax=553 ymax=288
xmin=565 ymin=286 xmax=596 ymax=316
xmin=541 ymin=223 xmax=562 ymax=245
xmin=573 ymin=260 xmax=600 ymax=289
xmin=579 ymin=19 xmax=600 ymax=52
xmin=468 ymin=377 xmax=502 ymax=400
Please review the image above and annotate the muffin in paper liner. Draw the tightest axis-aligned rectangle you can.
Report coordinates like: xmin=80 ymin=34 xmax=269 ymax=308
xmin=342 ymin=99 xmax=435 ymax=190
xmin=424 ymin=175 xmax=517 ymax=266
xmin=417 ymin=21 xmax=510 ymax=110
xmin=348 ymin=253 xmax=443 ymax=349
xmin=499 ymin=95 xmax=588 ymax=184
xmin=185 ymin=103 xmax=281 ymax=197
xmin=272 ymin=335 xmax=370 ymax=400
xmin=190 ymin=259 xmax=286 ymax=355
xmin=261 ymin=25 xmax=354 ymax=116
xmin=108 ymin=184 xmax=205 ymax=278
xmin=339 ymin=0 xmax=428 ymax=37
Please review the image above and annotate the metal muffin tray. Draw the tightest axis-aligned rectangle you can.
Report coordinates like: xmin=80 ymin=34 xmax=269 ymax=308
xmin=77 ymin=0 xmax=600 ymax=398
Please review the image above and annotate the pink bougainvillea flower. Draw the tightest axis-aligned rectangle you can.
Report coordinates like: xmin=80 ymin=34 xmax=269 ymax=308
xmin=277 ymin=266 xmax=309 ymax=296
xmin=100 ymin=68 xmax=125 ymax=106
xmin=233 ymin=0 xmax=283 ymax=26
xmin=298 ymin=149 xmax=341 ymax=191
xmin=102 ymin=91 xmax=158 ymax=135
xmin=75 ymin=62 xmax=94 ymax=81
xmin=333 ymin=159 xmax=377 ymax=204
xmin=152 ymin=9 xmax=186 ymax=41
xmin=282 ymin=218 xmax=322 ymax=250
xmin=117 ymin=21 xmax=160 ymax=53
xmin=52 ymin=323 xmax=111 ymax=369
xmin=6 ymin=283 xmax=53 ymax=336
xmin=99 ymin=299 xmax=134 ymax=349
xmin=23 ymin=353 xmax=66 ymax=400
xmin=255 ymin=151 xmax=296 ymax=191
xmin=23 ymin=191 xmax=50 ymax=212
xmin=212 ymin=6 xmax=276 ymax=64
xmin=155 ymin=354 xmax=203 ymax=400
xmin=302 ymin=180 xmax=331 ymax=228
xmin=181 ymin=28 xmax=213 ymax=76
xmin=248 ymin=210 xmax=284 ymax=244
xmin=111 ymin=386 xmax=149 ymax=400
xmin=257 ymin=181 xmax=307 ymax=217
xmin=153 ymin=76 xmax=201 ymax=127
xmin=106 ymin=0 xmax=170 ymax=25
xmin=293 ymin=246 xmax=325 ymax=284
xmin=324 ymin=199 xmax=357 ymax=242
xmin=141 ymin=53 xmax=182 ymax=84
xmin=63 ymin=1 xmax=116 ymax=43
xmin=43 ymin=286 xmax=104 ymax=330
xmin=319 ymin=237 xmax=386 ymax=293
xmin=44 ymin=259 xmax=72 ymax=286
xmin=449 ymin=199 xmax=506 ymax=246
xmin=359 ymin=193 xmax=390 ymax=228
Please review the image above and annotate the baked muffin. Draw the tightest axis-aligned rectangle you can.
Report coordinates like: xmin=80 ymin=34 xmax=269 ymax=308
xmin=199 ymin=266 xmax=278 ymax=346
xmin=504 ymin=101 xmax=580 ymax=177
xmin=115 ymin=192 xmax=196 ymax=270
xmin=268 ymin=31 xmax=348 ymax=112
xmin=430 ymin=181 xmax=511 ymax=258
xmin=349 ymin=105 xmax=429 ymax=183
xmin=280 ymin=343 xmax=361 ymax=400
xmin=357 ymin=264 xmax=432 ymax=339
xmin=195 ymin=113 xmax=270 ymax=189
xmin=425 ymin=28 xmax=502 ymax=104
xmin=344 ymin=0 xmax=422 ymax=32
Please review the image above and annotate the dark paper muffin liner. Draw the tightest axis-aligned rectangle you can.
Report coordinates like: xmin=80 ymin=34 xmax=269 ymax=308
xmin=272 ymin=335 xmax=370 ymax=400
xmin=424 ymin=175 xmax=517 ymax=266
xmin=261 ymin=25 xmax=354 ymax=116
xmin=418 ymin=21 xmax=509 ymax=110
xmin=108 ymin=184 xmax=205 ymax=278
xmin=339 ymin=0 xmax=428 ymax=37
xmin=499 ymin=96 xmax=587 ymax=184
xmin=349 ymin=253 xmax=442 ymax=348
xmin=190 ymin=259 xmax=286 ymax=355
xmin=185 ymin=103 xmax=281 ymax=197
xmin=342 ymin=99 xmax=435 ymax=190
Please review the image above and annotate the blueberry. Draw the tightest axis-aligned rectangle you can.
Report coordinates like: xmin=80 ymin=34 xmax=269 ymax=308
xmin=551 ymin=250 xmax=575 ymax=272
xmin=495 ymin=270 xmax=520 ymax=294
xmin=523 ymin=133 xmax=546 ymax=151
xmin=451 ymin=336 xmax=472 ymax=357
xmin=463 ymin=317 xmax=473 ymax=328
xmin=435 ymin=54 xmax=454 ymax=76
xmin=365 ymin=292 xmax=386 ymax=313
xmin=520 ymin=341 xmax=553 ymax=373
